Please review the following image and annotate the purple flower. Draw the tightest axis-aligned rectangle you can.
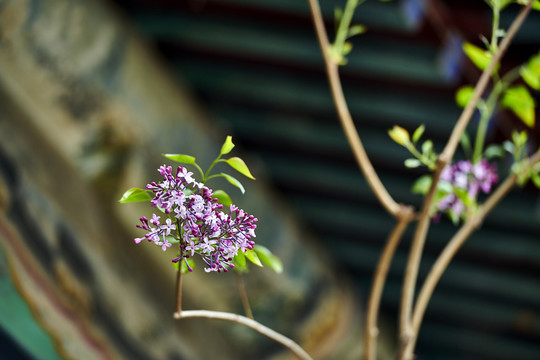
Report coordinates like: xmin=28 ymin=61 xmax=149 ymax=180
xmin=133 ymin=165 xmax=257 ymax=272
xmin=436 ymin=159 xmax=498 ymax=220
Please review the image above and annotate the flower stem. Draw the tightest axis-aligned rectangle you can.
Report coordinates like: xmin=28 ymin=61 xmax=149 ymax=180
xmin=236 ymin=273 xmax=254 ymax=319
xmin=175 ymin=262 xmax=183 ymax=314
xmin=174 ymin=310 xmax=313 ymax=360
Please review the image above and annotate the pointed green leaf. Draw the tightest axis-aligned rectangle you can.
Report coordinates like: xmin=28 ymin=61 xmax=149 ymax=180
xmin=253 ymin=245 xmax=283 ymax=274
xmin=233 ymin=250 xmax=246 ymax=269
xmin=220 ymin=136 xmax=235 ymax=155
xmin=530 ymin=170 xmax=540 ymax=188
xmin=484 ymin=144 xmax=504 ymax=159
xmin=412 ymin=175 xmax=432 ymax=195
xmin=502 ymin=86 xmax=536 ymax=127
xmin=412 ymin=125 xmax=425 ymax=143
xmin=244 ymin=249 xmax=262 ymax=267
xmin=463 ymin=42 xmax=494 ymax=71
xmin=347 ymin=24 xmax=366 ymax=38
xmin=421 ymin=140 xmax=433 ymax=155
xmin=213 ymin=189 xmax=233 ymax=208
xmin=162 ymin=154 xmax=197 ymax=165
xmin=218 ymin=173 xmax=245 ymax=194
xmin=224 ymin=157 xmax=255 ymax=180
xmin=520 ymin=51 xmax=540 ymax=90
xmin=119 ymin=188 xmax=153 ymax=203
xmin=455 ymin=85 xmax=475 ymax=108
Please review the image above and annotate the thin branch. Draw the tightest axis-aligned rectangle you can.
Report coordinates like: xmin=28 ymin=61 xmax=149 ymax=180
xmin=236 ymin=273 xmax=254 ymax=319
xmin=175 ymin=310 xmax=313 ymax=360
xmin=364 ymin=207 xmax=415 ymax=360
xmin=397 ymin=1 xmax=534 ymax=350
xmin=399 ymin=150 xmax=540 ymax=360
xmin=307 ymin=0 xmax=402 ymax=217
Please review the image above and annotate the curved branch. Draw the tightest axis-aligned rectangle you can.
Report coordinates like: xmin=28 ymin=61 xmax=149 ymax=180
xmin=398 ymin=2 xmax=535 ymax=353
xmin=175 ymin=310 xmax=313 ymax=360
xmin=401 ymin=150 xmax=540 ymax=359
xmin=364 ymin=207 xmax=415 ymax=360
xmin=307 ymin=0 xmax=402 ymax=216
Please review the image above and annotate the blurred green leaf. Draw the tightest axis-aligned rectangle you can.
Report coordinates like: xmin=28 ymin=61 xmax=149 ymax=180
xmin=245 ymin=249 xmax=262 ymax=267
xmin=233 ymin=250 xmax=247 ymax=270
xmin=520 ymin=51 xmax=540 ymax=90
xmin=516 ymin=0 xmax=540 ymax=11
xmin=412 ymin=124 xmax=425 ymax=143
xmin=412 ymin=175 xmax=432 ymax=194
xmin=347 ymin=24 xmax=366 ymax=38
xmin=484 ymin=144 xmax=504 ymax=159
xmin=216 ymin=173 xmax=245 ymax=194
xmin=463 ymin=42 xmax=494 ymax=71
xmin=253 ymin=245 xmax=283 ymax=274
xmin=220 ymin=136 xmax=235 ymax=155
xmin=422 ymin=140 xmax=433 ymax=155
xmin=213 ymin=189 xmax=233 ymax=207
xmin=531 ymin=170 xmax=540 ymax=188
xmin=502 ymin=86 xmax=536 ymax=127
xmin=181 ymin=258 xmax=195 ymax=274
xmin=489 ymin=0 xmax=512 ymax=10
xmin=405 ymin=158 xmax=422 ymax=168
xmin=455 ymin=85 xmax=475 ymax=108
xmin=224 ymin=157 xmax=256 ymax=180
xmin=119 ymin=188 xmax=152 ymax=203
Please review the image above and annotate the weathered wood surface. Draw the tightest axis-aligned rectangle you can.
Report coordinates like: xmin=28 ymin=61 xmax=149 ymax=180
xmin=0 ymin=0 xmax=375 ymax=359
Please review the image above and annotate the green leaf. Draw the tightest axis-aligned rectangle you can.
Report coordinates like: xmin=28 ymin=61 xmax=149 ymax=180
xmin=411 ymin=175 xmax=432 ymax=195
xmin=520 ymin=51 xmax=540 ymax=90
xmin=253 ymin=245 xmax=283 ymax=274
xmin=162 ymin=154 xmax=197 ymax=165
xmin=342 ymin=41 xmax=353 ymax=56
xmin=347 ymin=24 xmax=366 ymax=38
xmin=217 ymin=173 xmax=245 ymax=194
xmin=484 ymin=144 xmax=504 ymax=159
xmin=220 ymin=136 xmax=235 ymax=155
xmin=421 ymin=140 xmax=433 ymax=156
xmin=244 ymin=249 xmax=262 ymax=267
xmin=460 ymin=132 xmax=472 ymax=159
xmin=119 ymin=188 xmax=153 ymax=203
xmin=334 ymin=7 xmax=343 ymax=24
xmin=224 ymin=157 xmax=256 ymax=180
xmin=454 ymin=187 xmax=475 ymax=207
xmin=463 ymin=42 xmax=493 ymax=71
xmin=404 ymin=158 xmax=422 ymax=168
xmin=412 ymin=124 xmax=425 ymax=143
xmin=388 ymin=125 xmax=410 ymax=146
xmin=502 ymin=86 xmax=536 ymax=127
xmin=516 ymin=0 xmax=540 ymax=10
xmin=233 ymin=250 xmax=246 ymax=269
xmin=213 ymin=189 xmax=233 ymax=207
xmin=530 ymin=170 xmax=540 ymax=188
xmin=180 ymin=258 xmax=195 ymax=274
xmin=455 ymin=85 xmax=475 ymax=108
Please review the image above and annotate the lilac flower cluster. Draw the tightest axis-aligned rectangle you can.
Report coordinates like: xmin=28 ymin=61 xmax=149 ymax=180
xmin=135 ymin=165 xmax=257 ymax=272
xmin=437 ymin=159 xmax=498 ymax=219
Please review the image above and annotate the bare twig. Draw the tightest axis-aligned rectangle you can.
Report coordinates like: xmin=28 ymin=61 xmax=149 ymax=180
xmin=364 ymin=207 xmax=415 ymax=360
xmin=307 ymin=0 xmax=402 ymax=217
xmin=175 ymin=310 xmax=313 ymax=360
xmin=398 ymin=2 xmax=535 ymax=354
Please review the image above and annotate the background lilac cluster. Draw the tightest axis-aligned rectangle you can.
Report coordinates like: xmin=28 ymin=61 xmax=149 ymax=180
xmin=437 ymin=159 xmax=498 ymax=218
xmin=135 ymin=165 xmax=257 ymax=272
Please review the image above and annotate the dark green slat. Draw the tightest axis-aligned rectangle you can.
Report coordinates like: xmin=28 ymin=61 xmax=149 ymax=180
xmin=133 ymin=12 xmax=448 ymax=84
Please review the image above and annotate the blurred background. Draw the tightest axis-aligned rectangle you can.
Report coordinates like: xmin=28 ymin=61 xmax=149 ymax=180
xmin=1 ymin=0 xmax=539 ymax=359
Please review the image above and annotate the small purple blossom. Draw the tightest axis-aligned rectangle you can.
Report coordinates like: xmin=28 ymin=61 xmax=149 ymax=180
xmin=134 ymin=165 xmax=257 ymax=272
xmin=437 ymin=159 xmax=498 ymax=220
